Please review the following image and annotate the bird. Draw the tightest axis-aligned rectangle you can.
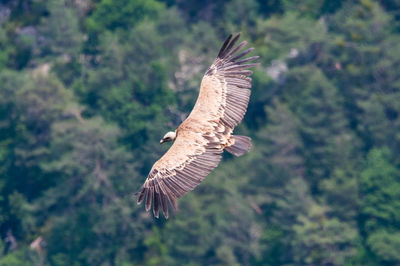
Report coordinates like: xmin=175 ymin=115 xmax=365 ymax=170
xmin=137 ymin=33 xmax=259 ymax=218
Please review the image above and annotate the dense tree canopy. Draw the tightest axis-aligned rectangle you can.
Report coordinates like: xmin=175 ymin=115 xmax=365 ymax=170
xmin=0 ymin=0 xmax=399 ymax=265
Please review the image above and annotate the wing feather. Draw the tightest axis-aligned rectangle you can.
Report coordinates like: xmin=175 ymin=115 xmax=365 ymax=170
xmin=153 ymin=186 xmax=160 ymax=218
xmin=137 ymin=130 xmax=223 ymax=218
xmin=189 ymin=32 xmax=258 ymax=131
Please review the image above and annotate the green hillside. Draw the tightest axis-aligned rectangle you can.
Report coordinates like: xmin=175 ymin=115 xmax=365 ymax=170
xmin=0 ymin=0 xmax=400 ymax=265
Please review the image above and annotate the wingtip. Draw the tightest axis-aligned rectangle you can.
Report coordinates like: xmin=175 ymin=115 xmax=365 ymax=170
xmin=218 ymin=32 xmax=251 ymax=60
xmin=218 ymin=34 xmax=233 ymax=58
xmin=218 ymin=33 xmax=242 ymax=57
xmin=136 ymin=187 xmax=146 ymax=204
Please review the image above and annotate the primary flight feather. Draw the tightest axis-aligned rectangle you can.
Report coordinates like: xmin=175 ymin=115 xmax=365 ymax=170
xmin=137 ymin=33 xmax=259 ymax=218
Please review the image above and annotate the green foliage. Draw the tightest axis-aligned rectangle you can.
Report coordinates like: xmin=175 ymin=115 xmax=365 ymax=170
xmin=84 ymin=0 xmax=164 ymax=53
xmin=0 ymin=27 xmax=10 ymax=71
xmin=223 ymin=0 xmax=259 ymax=32
xmin=158 ymin=0 xmax=226 ymax=23
xmin=254 ymin=12 xmax=327 ymax=62
xmin=360 ymin=148 xmax=400 ymax=263
xmin=282 ymin=0 xmax=325 ymax=18
xmin=36 ymin=117 xmax=146 ymax=264
xmin=320 ymin=167 xmax=359 ymax=221
xmin=0 ymin=252 xmax=27 ymax=266
xmin=39 ymin=0 xmax=83 ymax=59
xmin=283 ymin=66 xmax=356 ymax=192
xmin=143 ymin=226 xmax=167 ymax=265
xmin=0 ymin=0 xmax=399 ymax=265
xmin=86 ymin=0 xmax=164 ymax=33
xmin=292 ymin=202 xmax=357 ymax=265
xmin=81 ymin=10 xmax=186 ymax=153
xmin=367 ymin=231 xmax=400 ymax=262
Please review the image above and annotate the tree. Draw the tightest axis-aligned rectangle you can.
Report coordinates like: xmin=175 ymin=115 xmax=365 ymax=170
xmin=282 ymin=66 xmax=356 ymax=193
xmin=1 ymin=1 xmax=400 ymax=265
xmin=0 ymin=26 xmax=11 ymax=71
xmin=81 ymin=10 xmax=187 ymax=158
xmin=0 ymin=71 xmax=72 ymax=242
xmin=84 ymin=0 xmax=164 ymax=53
xmin=291 ymin=198 xmax=358 ymax=265
xmin=360 ymin=148 xmax=400 ymax=264
xmin=319 ymin=2 xmax=400 ymax=154
xmin=38 ymin=0 xmax=83 ymax=59
xmin=36 ymin=117 xmax=149 ymax=265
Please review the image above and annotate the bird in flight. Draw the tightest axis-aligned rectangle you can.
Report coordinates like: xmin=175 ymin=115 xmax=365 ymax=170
xmin=137 ymin=33 xmax=259 ymax=218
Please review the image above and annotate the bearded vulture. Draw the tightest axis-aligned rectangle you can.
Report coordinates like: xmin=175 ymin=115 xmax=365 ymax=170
xmin=137 ymin=33 xmax=259 ymax=218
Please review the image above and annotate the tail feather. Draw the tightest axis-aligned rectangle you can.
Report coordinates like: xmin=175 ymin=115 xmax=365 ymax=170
xmin=225 ymin=135 xmax=251 ymax=156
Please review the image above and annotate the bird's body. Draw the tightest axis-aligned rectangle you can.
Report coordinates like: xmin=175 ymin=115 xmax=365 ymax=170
xmin=137 ymin=33 xmax=258 ymax=218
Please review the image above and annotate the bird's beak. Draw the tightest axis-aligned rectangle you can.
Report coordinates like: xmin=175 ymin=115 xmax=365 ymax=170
xmin=160 ymin=139 xmax=165 ymax=144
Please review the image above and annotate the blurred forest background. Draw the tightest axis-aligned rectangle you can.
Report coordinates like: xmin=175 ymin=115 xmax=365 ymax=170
xmin=0 ymin=0 xmax=400 ymax=265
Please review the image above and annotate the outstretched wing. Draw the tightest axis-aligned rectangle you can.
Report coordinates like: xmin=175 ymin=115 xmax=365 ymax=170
xmin=137 ymin=128 xmax=223 ymax=219
xmin=137 ymin=33 xmax=258 ymax=218
xmin=188 ymin=32 xmax=259 ymax=130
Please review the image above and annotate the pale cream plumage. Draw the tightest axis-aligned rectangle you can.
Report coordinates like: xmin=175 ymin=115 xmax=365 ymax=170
xmin=137 ymin=33 xmax=258 ymax=218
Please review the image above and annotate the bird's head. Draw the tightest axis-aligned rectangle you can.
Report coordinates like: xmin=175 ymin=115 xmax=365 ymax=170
xmin=160 ymin=131 xmax=176 ymax=144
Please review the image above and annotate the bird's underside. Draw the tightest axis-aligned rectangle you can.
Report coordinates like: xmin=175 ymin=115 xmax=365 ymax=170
xmin=137 ymin=33 xmax=258 ymax=218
